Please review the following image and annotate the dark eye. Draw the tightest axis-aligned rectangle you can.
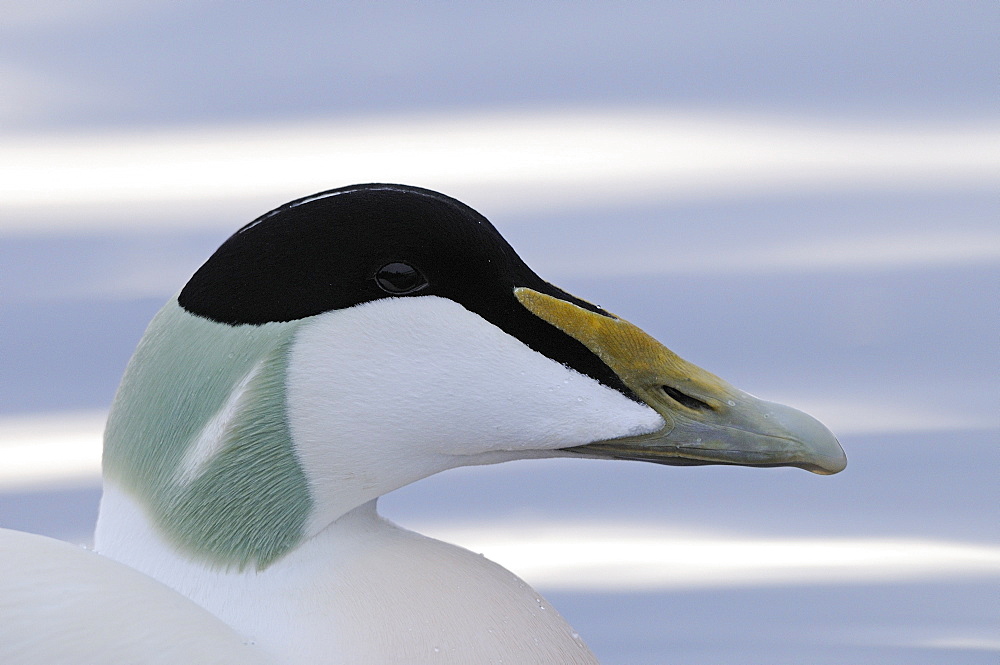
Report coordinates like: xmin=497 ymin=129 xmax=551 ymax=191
xmin=374 ymin=262 xmax=428 ymax=295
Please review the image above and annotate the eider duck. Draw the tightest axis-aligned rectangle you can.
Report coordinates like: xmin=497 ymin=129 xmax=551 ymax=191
xmin=0 ymin=184 xmax=845 ymax=664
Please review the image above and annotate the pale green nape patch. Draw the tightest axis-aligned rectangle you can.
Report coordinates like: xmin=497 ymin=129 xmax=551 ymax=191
xmin=103 ymin=300 xmax=313 ymax=571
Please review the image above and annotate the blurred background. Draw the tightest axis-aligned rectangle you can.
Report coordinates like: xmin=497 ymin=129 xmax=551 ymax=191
xmin=1 ymin=2 xmax=998 ymax=663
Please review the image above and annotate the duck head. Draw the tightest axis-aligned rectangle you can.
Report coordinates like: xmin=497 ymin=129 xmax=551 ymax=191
xmin=101 ymin=184 xmax=845 ymax=571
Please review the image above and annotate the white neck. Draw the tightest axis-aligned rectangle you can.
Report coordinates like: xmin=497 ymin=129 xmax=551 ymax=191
xmin=95 ymin=296 xmax=663 ymax=663
xmin=95 ymin=484 xmax=599 ymax=665
xmin=285 ymin=297 xmax=663 ymax=534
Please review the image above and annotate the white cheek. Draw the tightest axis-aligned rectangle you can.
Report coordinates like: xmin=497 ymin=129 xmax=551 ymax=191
xmin=285 ymin=297 xmax=663 ymax=521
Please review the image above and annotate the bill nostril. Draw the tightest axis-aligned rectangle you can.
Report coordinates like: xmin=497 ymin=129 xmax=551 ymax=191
xmin=661 ymin=385 xmax=714 ymax=412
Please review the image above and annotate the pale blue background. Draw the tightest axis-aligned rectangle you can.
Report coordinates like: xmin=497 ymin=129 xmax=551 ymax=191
xmin=2 ymin=3 xmax=998 ymax=663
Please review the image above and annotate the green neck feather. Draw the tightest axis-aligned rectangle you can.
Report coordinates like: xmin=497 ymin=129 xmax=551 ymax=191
xmin=103 ymin=300 xmax=313 ymax=571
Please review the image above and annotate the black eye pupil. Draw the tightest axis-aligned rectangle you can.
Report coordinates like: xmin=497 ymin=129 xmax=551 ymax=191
xmin=375 ymin=262 xmax=428 ymax=295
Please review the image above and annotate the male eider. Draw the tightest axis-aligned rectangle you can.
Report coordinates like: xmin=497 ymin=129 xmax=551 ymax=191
xmin=0 ymin=184 xmax=845 ymax=664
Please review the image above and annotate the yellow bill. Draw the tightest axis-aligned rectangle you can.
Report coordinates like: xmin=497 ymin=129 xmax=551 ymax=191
xmin=516 ymin=287 xmax=847 ymax=475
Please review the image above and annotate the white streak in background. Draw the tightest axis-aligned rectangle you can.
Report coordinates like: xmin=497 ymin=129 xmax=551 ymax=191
xmin=917 ymin=637 xmax=1000 ymax=651
xmin=0 ymin=411 xmax=104 ymax=490
xmin=13 ymin=228 xmax=997 ymax=307
xmin=546 ymin=230 xmax=1000 ymax=277
xmin=411 ymin=523 xmax=1000 ymax=590
xmin=0 ymin=402 xmax=992 ymax=491
xmin=1 ymin=109 xmax=998 ymax=233
xmin=3 ymin=411 xmax=999 ymax=590
xmin=764 ymin=398 xmax=999 ymax=436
